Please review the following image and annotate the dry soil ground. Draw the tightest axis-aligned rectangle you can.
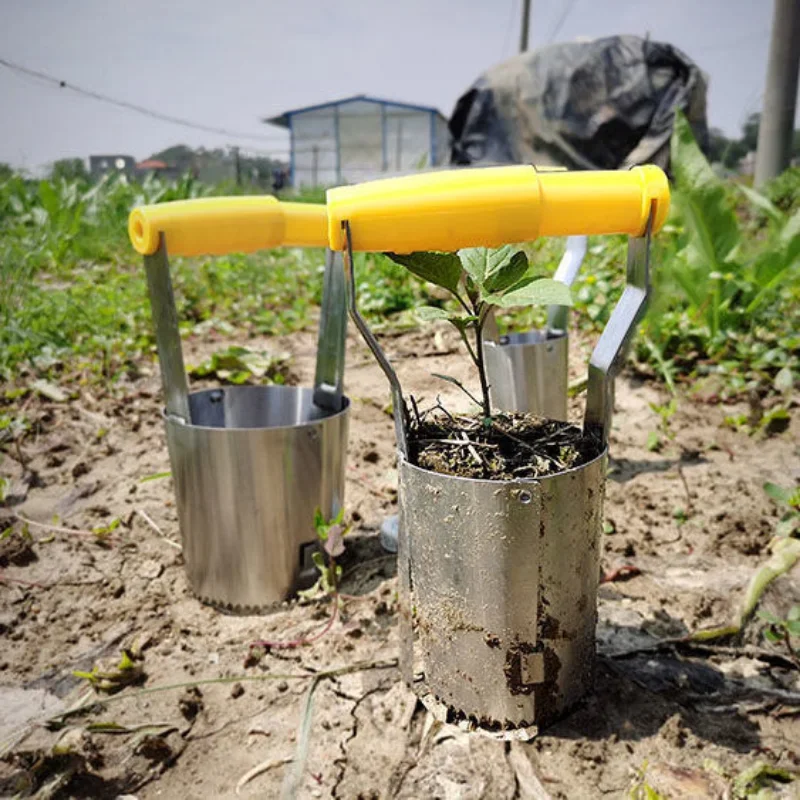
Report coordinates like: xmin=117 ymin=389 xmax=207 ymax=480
xmin=1 ymin=322 xmax=799 ymax=799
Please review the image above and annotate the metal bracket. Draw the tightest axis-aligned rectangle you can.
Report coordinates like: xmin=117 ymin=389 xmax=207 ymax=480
xmin=342 ymin=221 xmax=409 ymax=456
xmin=313 ymin=248 xmax=347 ymax=412
xmin=546 ymin=234 xmax=588 ymax=335
xmin=583 ymin=205 xmax=654 ymax=447
xmin=143 ymin=234 xmax=191 ymax=423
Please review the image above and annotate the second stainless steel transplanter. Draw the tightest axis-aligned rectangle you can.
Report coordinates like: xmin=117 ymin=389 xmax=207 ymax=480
xmin=484 ymin=235 xmax=587 ymax=420
xmin=137 ymin=219 xmax=349 ymax=612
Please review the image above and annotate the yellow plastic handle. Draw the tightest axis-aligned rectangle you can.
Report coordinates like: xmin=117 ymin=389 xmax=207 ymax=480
xmin=327 ymin=164 xmax=670 ymax=253
xmin=128 ymin=196 xmax=328 ymax=256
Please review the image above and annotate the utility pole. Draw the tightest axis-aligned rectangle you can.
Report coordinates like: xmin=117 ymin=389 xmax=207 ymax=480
xmin=519 ymin=0 xmax=531 ymax=53
xmin=754 ymin=0 xmax=800 ymax=187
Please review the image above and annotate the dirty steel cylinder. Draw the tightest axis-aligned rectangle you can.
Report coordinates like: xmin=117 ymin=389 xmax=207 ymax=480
xmin=398 ymin=449 xmax=606 ymax=730
xmin=483 ymin=330 xmax=569 ymax=420
xmin=165 ymin=385 xmax=349 ymax=612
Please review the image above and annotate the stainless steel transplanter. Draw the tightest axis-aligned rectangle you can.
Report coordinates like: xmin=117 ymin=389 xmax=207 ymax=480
xmin=143 ymin=239 xmax=349 ymax=611
xmin=342 ymin=207 xmax=655 ymax=734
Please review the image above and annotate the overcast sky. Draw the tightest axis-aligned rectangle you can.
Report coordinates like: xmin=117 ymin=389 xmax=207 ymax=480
xmin=1 ymin=0 xmax=795 ymax=171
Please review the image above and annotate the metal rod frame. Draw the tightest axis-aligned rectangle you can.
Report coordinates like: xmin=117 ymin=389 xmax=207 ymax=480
xmin=583 ymin=205 xmax=654 ymax=447
xmin=143 ymin=234 xmax=191 ymax=423
xmin=341 ymin=221 xmax=409 ymax=456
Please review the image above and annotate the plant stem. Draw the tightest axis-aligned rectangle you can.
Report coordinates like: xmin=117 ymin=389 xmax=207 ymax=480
xmin=40 ymin=658 xmax=399 ymax=731
xmin=250 ymin=555 xmax=340 ymax=651
xmin=474 ymin=307 xmax=492 ymax=418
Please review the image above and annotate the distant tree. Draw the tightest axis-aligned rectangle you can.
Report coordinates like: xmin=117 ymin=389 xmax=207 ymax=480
xmin=705 ymin=128 xmax=745 ymax=169
xmin=707 ymin=128 xmax=732 ymax=163
xmin=148 ymin=144 xmax=195 ymax=173
xmin=742 ymin=113 xmax=760 ymax=153
xmin=49 ymin=158 xmax=89 ymax=183
xmin=0 ymin=162 xmax=13 ymax=182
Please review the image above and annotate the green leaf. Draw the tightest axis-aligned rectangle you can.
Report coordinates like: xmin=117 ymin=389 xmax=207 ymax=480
xmin=785 ymin=620 xmax=800 ymax=636
xmin=488 ymin=278 xmax=572 ymax=309
xmin=740 ymin=538 xmax=800 ymax=624
xmin=415 ymin=306 xmax=451 ymax=322
xmin=788 ymin=605 xmax=800 ymax=622
xmin=385 ymin=251 xmax=463 ymax=294
xmin=140 ymin=471 xmax=172 ymax=483
xmin=646 ymin=431 xmax=662 ymax=452
xmin=737 ymin=183 xmax=784 ymax=223
xmin=764 ymin=482 xmax=793 ymax=506
xmin=458 ymin=246 xmax=513 ymax=286
xmin=38 ymin=180 xmax=60 ymax=218
xmin=118 ymin=650 xmax=136 ymax=671
xmin=483 ymin=250 xmax=529 ymax=294
xmin=763 ymin=628 xmax=782 ymax=643
xmin=669 ymin=112 xmax=742 ymax=335
xmin=732 ymin=762 xmax=794 ymax=797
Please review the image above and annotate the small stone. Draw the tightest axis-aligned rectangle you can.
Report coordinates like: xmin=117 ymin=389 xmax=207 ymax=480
xmin=138 ymin=559 xmax=163 ymax=580
xmin=230 ymin=683 xmax=244 ymax=699
xmin=277 ymin=680 xmax=289 ymax=693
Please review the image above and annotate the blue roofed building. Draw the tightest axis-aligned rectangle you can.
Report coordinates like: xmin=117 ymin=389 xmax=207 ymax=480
xmin=263 ymin=94 xmax=450 ymax=188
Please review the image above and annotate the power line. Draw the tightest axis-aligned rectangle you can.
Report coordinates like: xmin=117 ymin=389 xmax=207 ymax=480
xmin=546 ymin=0 xmax=578 ymax=45
xmin=501 ymin=0 xmax=519 ymax=58
xmin=0 ymin=56 xmax=286 ymax=144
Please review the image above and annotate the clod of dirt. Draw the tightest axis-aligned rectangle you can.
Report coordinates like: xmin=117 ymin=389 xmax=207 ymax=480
xmin=230 ymin=682 xmax=244 ymax=699
xmin=136 ymin=734 xmax=175 ymax=764
xmin=409 ymin=411 xmax=602 ymax=481
xmin=178 ymin=687 xmax=203 ymax=721
xmin=0 ymin=530 xmax=37 ymax=568
xmin=72 ymin=462 xmax=90 ymax=479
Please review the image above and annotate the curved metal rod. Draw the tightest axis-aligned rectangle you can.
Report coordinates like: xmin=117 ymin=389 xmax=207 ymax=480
xmin=546 ymin=234 xmax=588 ymax=334
xmin=583 ymin=204 xmax=655 ymax=447
xmin=341 ymin=221 xmax=409 ymax=457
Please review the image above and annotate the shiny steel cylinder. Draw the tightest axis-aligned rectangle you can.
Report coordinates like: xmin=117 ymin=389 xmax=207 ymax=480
xmin=484 ymin=330 xmax=569 ymax=420
xmin=398 ymin=449 xmax=606 ymax=731
xmin=165 ymin=386 xmax=349 ymax=612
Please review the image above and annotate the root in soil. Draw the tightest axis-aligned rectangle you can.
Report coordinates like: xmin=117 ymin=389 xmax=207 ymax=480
xmin=408 ymin=411 xmax=603 ymax=481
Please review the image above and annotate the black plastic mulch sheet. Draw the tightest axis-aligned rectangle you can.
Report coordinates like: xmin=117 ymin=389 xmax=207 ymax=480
xmin=449 ymin=35 xmax=708 ymax=171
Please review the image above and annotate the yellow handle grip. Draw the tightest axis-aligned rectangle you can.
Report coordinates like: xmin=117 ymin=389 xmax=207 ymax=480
xmin=327 ymin=165 xmax=670 ymax=253
xmin=128 ymin=196 xmax=328 ymax=256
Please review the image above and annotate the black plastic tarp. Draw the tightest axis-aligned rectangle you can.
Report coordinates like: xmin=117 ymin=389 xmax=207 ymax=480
xmin=449 ymin=35 xmax=708 ymax=171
